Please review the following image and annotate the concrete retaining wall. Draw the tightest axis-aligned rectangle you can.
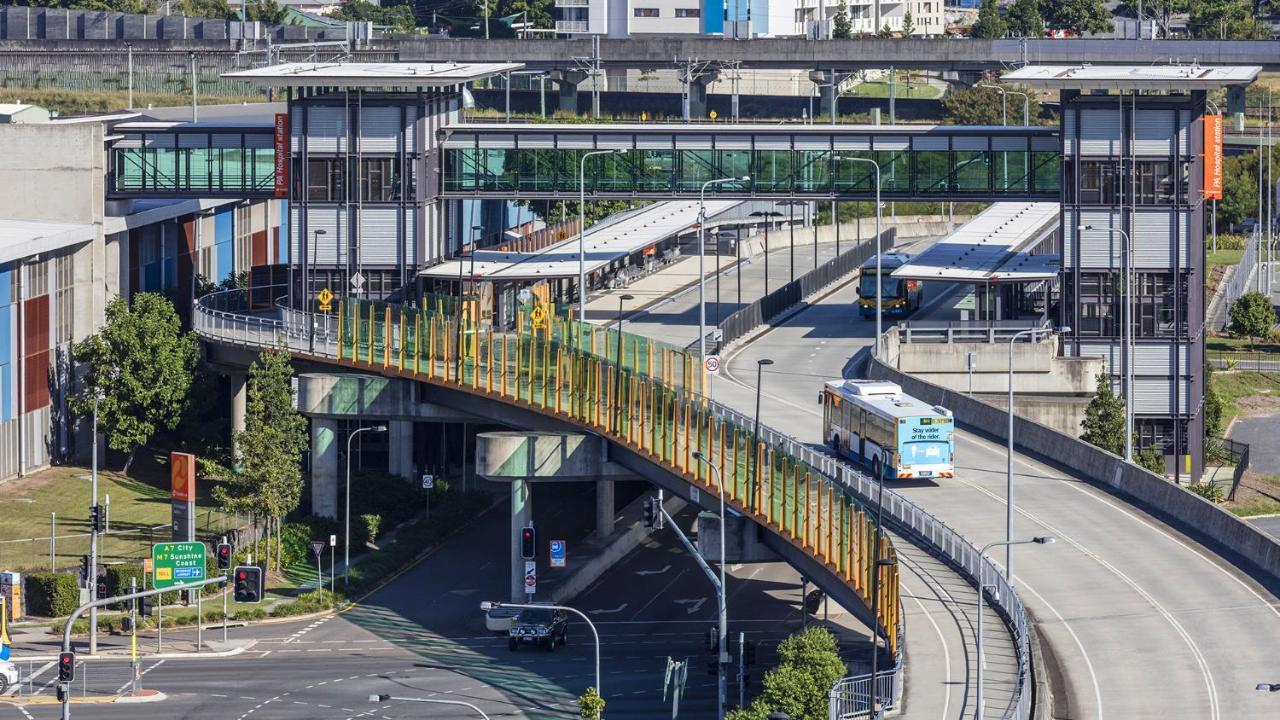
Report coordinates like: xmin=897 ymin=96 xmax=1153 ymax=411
xmin=867 ymin=353 xmax=1280 ymax=585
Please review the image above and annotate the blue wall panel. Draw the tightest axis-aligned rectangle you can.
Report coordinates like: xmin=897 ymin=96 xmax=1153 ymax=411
xmin=215 ymin=207 xmax=234 ymax=282
xmin=278 ymin=199 xmax=289 ymax=262
xmin=704 ymin=0 xmax=724 ymax=33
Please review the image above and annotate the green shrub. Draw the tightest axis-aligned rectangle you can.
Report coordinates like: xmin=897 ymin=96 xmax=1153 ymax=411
xmin=271 ymin=589 xmax=339 ymax=617
xmin=351 ymin=470 xmax=429 ymax=524
xmin=360 ymin=514 xmax=382 ymax=546
xmin=25 ymin=572 xmax=81 ymax=617
xmin=1187 ymin=482 xmax=1226 ymax=503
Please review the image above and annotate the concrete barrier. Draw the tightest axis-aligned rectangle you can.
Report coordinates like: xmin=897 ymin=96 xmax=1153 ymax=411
xmin=867 ymin=351 xmax=1280 ymax=585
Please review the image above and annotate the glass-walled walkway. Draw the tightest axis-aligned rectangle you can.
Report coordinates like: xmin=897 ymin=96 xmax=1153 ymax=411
xmin=441 ymin=123 xmax=1060 ymax=201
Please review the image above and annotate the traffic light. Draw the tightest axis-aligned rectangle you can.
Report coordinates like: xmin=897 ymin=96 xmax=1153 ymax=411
xmin=88 ymin=504 xmax=104 ymax=533
xmin=140 ymin=595 xmax=154 ymax=617
xmin=121 ymin=616 xmax=134 ymax=633
xmin=78 ymin=555 xmax=90 ymax=585
xmin=643 ymin=496 xmax=663 ymax=529
xmin=58 ymin=652 xmax=75 ymax=682
xmin=706 ymin=660 xmax=718 ymax=676
xmin=705 ymin=625 xmax=718 ymax=652
xmin=216 ymin=543 xmax=232 ymax=570
xmin=520 ymin=526 xmax=535 ymax=560
xmin=95 ymin=574 xmax=108 ymax=600
xmin=233 ymin=565 xmax=263 ymax=603
xmin=743 ymin=639 xmax=757 ymax=667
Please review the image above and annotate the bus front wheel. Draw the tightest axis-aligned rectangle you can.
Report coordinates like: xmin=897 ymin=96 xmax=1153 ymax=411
xmin=871 ymin=456 xmax=883 ymax=481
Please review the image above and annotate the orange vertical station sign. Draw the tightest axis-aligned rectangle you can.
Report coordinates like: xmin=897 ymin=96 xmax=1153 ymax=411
xmin=274 ymin=112 xmax=289 ymax=198
xmin=1203 ymin=114 xmax=1224 ymax=201
xmin=171 ymin=451 xmax=195 ymax=502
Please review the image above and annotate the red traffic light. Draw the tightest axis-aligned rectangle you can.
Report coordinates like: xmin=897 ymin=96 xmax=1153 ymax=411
xmin=236 ymin=570 xmax=247 ymax=581
xmin=58 ymin=651 xmax=75 ymax=682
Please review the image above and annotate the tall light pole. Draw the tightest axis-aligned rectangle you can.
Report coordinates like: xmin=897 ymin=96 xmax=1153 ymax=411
xmin=975 ymin=536 xmax=1056 ymax=720
xmin=977 ymin=83 xmax=1009 ymax=126
xmin=699 ymin=176 xmax=751 ymax=359
xmin=693 ymin=451 xmax=728 ymax=719
xmin=835 ymin=156 xmax=883 ymax=355
xmin=1005 ymin=327 xmax=1067 ymax=580
xmin=578 ymin=149 xmax=624 ymax=326
xmin=345 ymin=424 xmax=386 ymax=588
xmin=308 ymin=228 xmax=327 ymax=352
xmin=481 ymin=600 xmax=601 ymax=713
xmin=751 ymin=358 xmax=774 ymax=505
xmin=614 ymin=293 xmax=634 ymax=433
xmin=88 ymin=387 xmax=105 ymax=654
xmin=1079 ymin=223 xmax=1133 ymax=461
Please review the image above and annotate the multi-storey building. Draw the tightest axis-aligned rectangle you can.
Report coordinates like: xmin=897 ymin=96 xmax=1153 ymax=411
xmin=1007 ymin=64 xmax=1261 ymax=480
xmin=557 ymin=0 xmax=942 ymax=37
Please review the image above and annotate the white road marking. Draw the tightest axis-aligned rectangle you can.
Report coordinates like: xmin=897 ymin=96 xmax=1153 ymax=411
xmin=634 ymin=564 xmax=671 ymax=576
xmin=674 ymin=598 xmax=708 ymax=615
xmin=588 ymin=604 xmax=629 ymax=615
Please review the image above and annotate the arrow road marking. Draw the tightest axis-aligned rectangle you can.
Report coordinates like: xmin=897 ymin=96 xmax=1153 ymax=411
xmin=589 ymin=604 xmax=629 ymax=615
xmin=674 ymin=598 xmax=707 ymax=615
xmin=635 ymin=564 xmax=671 ymax=576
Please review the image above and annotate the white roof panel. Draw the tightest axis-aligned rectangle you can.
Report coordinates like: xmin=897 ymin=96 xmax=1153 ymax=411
xmin=421 ymin=200 xmax=739 ymax=281
xmin=1002 ymin=64 xmax=1261 ymax=91
xmin=222 ymin=62 xmax=523 ymax=88
xmin=0 ymin=219 xmax=95 ymax=265
xmin=891 ymin=202 xmax=1059 ymax=283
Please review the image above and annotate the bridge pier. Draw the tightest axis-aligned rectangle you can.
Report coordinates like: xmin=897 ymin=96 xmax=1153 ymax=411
xmin=684 ymin=70 xmax=719 ymax=121
xmin=1227 ymin=85 xmax=1246 ymax=129
xmin=550 ymin=70 xmax=588 ymax=115
xmin=808 ymin=69 xmax=854 ymax=121
xmin=388 ymin=419 xmax=414 ymax=480
xmin=230 ymin=370 xmax=247 ymax=459
xmin=510 ymin=478 xmax=534 ymax=602
xmin=311 ymin=418 xmax=339 ymax=518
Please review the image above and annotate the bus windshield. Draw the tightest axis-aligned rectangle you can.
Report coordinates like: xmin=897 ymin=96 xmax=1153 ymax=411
xmin=859 ymin=272 xmax=903 ymax=299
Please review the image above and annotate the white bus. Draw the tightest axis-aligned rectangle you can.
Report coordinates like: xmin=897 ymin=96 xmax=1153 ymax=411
xmin=820 ymin=379 xmax=954 ymax=480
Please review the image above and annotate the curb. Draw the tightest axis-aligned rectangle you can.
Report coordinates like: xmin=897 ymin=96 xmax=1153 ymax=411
xmin=1 ymin=689 xmax=167 ymax=706
xmin=20 ymin=641 xmax=254 ymax=663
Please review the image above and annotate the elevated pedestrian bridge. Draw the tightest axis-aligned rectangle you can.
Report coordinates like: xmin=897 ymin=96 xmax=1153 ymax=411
xmin=108 ymin=119 xmax=1060 ymax=202
xmin=194 ymin=290 xmax=1037 ymax=720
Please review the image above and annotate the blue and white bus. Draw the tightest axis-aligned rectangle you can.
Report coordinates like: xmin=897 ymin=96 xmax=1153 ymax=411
xmin=820 ymin=380 xmax=954 ymax=480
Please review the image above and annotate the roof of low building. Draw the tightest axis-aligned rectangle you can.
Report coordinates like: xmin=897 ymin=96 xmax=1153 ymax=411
xmin=1002 ymin=64 xmax=1261 ymax=90
xmin=0 ymin=219 xmax=95 ymax=264
xmin=223 ymin=62 xmax=524 ymax=88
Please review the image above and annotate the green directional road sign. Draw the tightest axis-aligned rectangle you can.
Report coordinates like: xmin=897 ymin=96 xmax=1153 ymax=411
xmin=151 ymin=541 xmax=207 ymax=589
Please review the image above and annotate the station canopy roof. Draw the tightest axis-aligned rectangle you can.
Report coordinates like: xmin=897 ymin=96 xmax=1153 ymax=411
xmin=420 ymin=200 xmax=740 ymax=283
xmin=223 ymin=62 xmax=524 ymax=89
xmin=891 ymin=202 xmax=1060 ymax=284
xmin=1002 ymin=64 xmax=1261 ymax=91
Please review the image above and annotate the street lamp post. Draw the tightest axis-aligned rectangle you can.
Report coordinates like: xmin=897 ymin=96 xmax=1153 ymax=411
xmin=749 ymin=210 xmax=783 ymax=296
xmin=975 ymin=537 xmax=1055 ymax=720
xmin=1078 ymin=223 xmax=1133 ymax=461
xmin=699 ymin=176 xmax=751 ymax=359
xmin=578 ymin=149 xmax=625 ymax=325
xmin=693 ymin=451 xmax=729 ymax=719
xmin=977 ymin=83 xmax=1010 ymax=126
xmin=1004 ymin=327 xmax=1067 ymax=579
xmin=308 ymin=228 xmax=327 ymax=352
xmin=614 ymin=294 xmax=634 ymax=433
xmin=370 ymin=694 xmax=490 ymax=719
xmin=751 ymin=358 xmax=774 ymax=504
xmin=481 ymin=600 xmax=601 ymax=712
xmin=867 ymin=449 xmax=895 ymax=720
xmin=88 ymin=388 xmax=105 ymax=654
xmin=835 ymin=156 xmax=883 ymax=355
xmin=344 ymin=424 xmax=387 ymax=587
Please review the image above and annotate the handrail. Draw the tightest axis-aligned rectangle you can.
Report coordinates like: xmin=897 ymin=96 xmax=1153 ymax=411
xmin=194 ymin=291 xmax=1032 ymax=719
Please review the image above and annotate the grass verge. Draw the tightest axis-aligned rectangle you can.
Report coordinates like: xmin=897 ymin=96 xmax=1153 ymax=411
xmin=1212 ymin=370 xmax=1280 ymax=427
xmin=0 ymin=87 xmax=263 ymax=116
xmin=1226 ymin=474 xmax=1280 ymax=517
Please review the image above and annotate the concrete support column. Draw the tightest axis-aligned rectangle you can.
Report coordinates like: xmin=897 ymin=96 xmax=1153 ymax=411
xmin=511 ymin=478 xmax=533 ymax=602
xmin=229 ymin=371 xmax=247 ymax=458
xmin=311 ymin=418 xmax=339 ymax=519
xmin=595 ymin=480 xmax=615 ymax=537
xmin=685 ymin=70 xmax=720 ymax=121
xmin=550 ymin=70 xmax=587 ymax=115
xmin=388 ymin=420 xmax=414 ymax=480
xmin=1227 ymin=85 xmax=1247 ymax=130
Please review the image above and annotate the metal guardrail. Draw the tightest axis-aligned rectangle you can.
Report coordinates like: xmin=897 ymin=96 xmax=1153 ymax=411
xmin=194 ymin=290 xmax=1030 ymax=720
xmin=710 ymin=229 xmax=896 ymax=353
xmin=829 ymin=668 xmax=901 ymax=720
xmin=1208 ymin=350 xmax=1280 ymax=372
xmin=897 ymin=319 xmax=1051 ymax=344
xmin=1219 ymin=228 xmax=1261 ymax=329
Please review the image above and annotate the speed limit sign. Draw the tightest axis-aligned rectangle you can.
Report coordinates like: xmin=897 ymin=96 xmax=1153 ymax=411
xmin=704 ymin=356 xmax=721 ymax=374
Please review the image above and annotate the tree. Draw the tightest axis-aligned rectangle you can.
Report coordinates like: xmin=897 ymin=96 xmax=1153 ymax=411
xmin=900 ymin=9 xmax=915 ymax=36
xmin=332 ymin=0 xmax=417 ymax=33
xmin=1137 ymin=447 xmax=1165 ymax=475
xmin=1081 ymin=373 xmax=1126 ymax=456
xmin=1007 ymin=0 xmax=1044 ymax=37
xmin=176 ymin=0 xmax=237 ymax=19
xmin=1228 ymin=291 xmax=1278 ymax=350
xmin=877 ymin=22 xmax=894 ymax=38
xmin=942 ymin=83 xmax=1044 ymax=126
xmin=1204 ymin=363 xmax=1224 ymax=439
xmin=970 ymin=0 xmax=1007 ymax=38
xmin=493 ymin=0 xmax=554 ymax=34
xmin=213 ymin=347 xmax=308 ymax=573
xmin=70 ymin=293 xmax=198 ymax=472
xmin=730 ymin=627 xmax=847 ymax=720
xmin=576 ymin=686 xmax=605 ymax=719
xmin=832 ymin=0 xmax=852 ymax=39
xmin=1043 ymin=0 xmax=1112 ymax=35
xmin=244 ymin=0 xmax=287 ymax=23
xmin=1189 ymin=0 xmax=1269 ymax=39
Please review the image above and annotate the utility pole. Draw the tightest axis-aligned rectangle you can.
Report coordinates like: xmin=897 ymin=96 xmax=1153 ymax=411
xmin=88 ymin=391 xmax=103 ymax=654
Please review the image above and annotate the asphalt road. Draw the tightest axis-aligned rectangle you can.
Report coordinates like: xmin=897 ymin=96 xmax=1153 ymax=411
xmin=709 ymin=279 xmax=1280 ymax=720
